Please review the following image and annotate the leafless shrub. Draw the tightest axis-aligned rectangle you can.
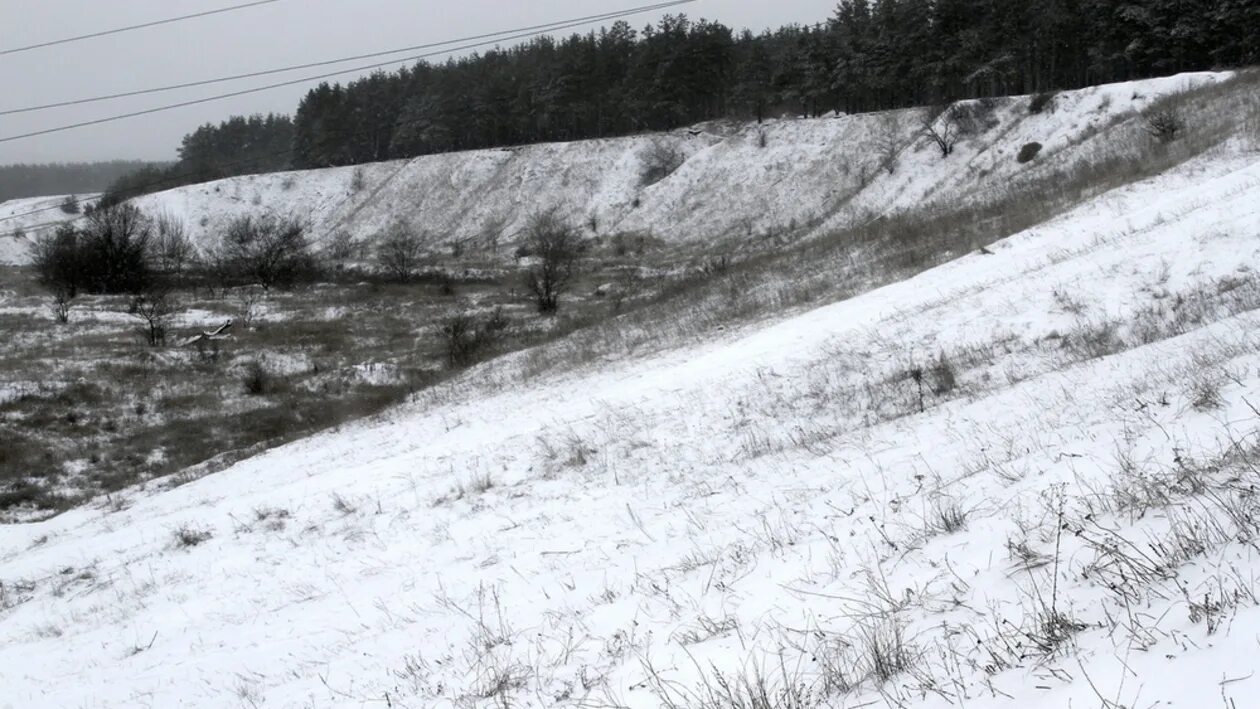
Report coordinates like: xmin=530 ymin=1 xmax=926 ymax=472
xmin=350 ymin=166 xmax=366 ymax=193
xmin=1029 ymin=91 xmax=1057 ymax=114
xmin=442 ymin=308 xmax=508 ymax=368
xmin=952 ymin=100 xmax=1000 ymax=135
xmin=1060 ymin=319 xmax=1120 ymax=360
xmin=375 ymin=220 xmax=425 ymax=281
xmin=129 ymin=288 xmax=179 ymax=347
xmin=49 ymin=288 xmax=73 ymax=324
xmin=331 ymin=492 xmax=357 ymax=515
xmin=171 ymin=523 xmax=213 ymax=548
xmin=242 ymin=360 xmax=274 ymax=396
xmin=221 ymin=214 xmax=314 ymax=291
xmin=250 ymin=506 xmax=290 ymax=532
xmin=234 ymin=285 xmax=262 ymax=330
xmin=1144 ymin=108 xmax=1184 ymax=143
xmin=1017 ymin=141 xmax=1043 ymax=163
xmin=1187 ymin=370 xmax=1224 ymax=411
xmin=641 ymin=140 xmax=686 ymax=186
xmin=325 ymin=229 xmax=363 ymax=263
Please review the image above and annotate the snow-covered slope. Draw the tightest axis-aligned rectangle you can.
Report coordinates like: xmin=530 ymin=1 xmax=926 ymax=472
xmin=0 ymin=195 xmax=95 ymax=266
xmin=90 ymin=72 xmax=1221 ymax=258
xmin=0 ymin=73 xmax=1226 ymax=267
xmin=2 ymin=131 xmax=1258 ymax=708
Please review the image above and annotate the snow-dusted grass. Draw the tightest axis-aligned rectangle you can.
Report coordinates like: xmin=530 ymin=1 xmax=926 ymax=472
xmin=1 ymin=119 xmax=1258 ymax=708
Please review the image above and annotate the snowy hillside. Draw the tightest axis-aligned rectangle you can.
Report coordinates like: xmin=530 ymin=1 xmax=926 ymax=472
xmin=2 ymin=110 xmax=1258 ymax=709
xmin=0 ymin=195 xmax=95 ymax=266
xmin=0 ymin=72 xmax=1223 ymax=267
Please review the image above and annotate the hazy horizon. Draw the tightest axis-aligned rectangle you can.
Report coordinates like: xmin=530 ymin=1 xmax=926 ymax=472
xmin=0 ymin=0 xmax=837 ymax=165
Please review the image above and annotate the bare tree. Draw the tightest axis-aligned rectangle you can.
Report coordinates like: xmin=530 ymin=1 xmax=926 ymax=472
xmin=479 ymin=214 xmax=509 ymax=255
xmin=129 ymin=288 xmax=180 ymax=347
xmin=522 ymin=210 xmax=583 ymax=314
xmin=872 ymin=113 xmax=903 ymax=175
xmin=375 ymin=220 xmax=425 ymax=281
xmin=152 ymin=211 xmax=194 ymax=276
xmin=921 ymin=104 xmax=962 ymax=158
xmin=30 ymin=225 xmax=84 ymax=298
xmin=222 ymin=214 xmax=312 ymax=291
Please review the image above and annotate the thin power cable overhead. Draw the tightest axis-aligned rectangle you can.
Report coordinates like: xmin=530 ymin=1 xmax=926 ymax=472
xmin=0 ymin=2 xmax=691 ymax=117
xmin=0 ymin=3 xmax=699 ymax=228
xmin=0 ymin=0 xmax=283 ymax=57
xmin=0 ymin=0 xmax=696 ymax=144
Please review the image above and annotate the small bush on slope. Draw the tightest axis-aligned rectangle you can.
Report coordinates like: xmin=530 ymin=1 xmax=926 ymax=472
xmin=1018 ymin=142 xmax=1043 ymax=163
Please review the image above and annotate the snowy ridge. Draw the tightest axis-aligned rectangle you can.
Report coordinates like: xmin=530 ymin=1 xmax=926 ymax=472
xmin=0 ymin=73 xmax=1227 ymax=267
xmin=1 ymin=128 xmax=1259 ymax=709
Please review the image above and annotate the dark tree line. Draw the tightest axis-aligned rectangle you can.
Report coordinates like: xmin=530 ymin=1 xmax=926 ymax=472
xmin=0 ymin=161 xmax=164 ymax=202
xmin=99 ymin=114 xmax=293 ymax=208
xmin=104 ymin=2 xmax=1256 ymax=198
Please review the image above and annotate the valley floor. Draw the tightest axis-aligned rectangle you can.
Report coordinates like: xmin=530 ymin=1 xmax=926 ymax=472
xmin=2 ymin=149 xmax=1260 ymax=707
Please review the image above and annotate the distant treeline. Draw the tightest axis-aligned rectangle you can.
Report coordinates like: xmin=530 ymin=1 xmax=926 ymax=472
xmin=0 ymin=161 xmax=167 ymax=203
xmin=103 ymin=1 xmax=1258 ymax=203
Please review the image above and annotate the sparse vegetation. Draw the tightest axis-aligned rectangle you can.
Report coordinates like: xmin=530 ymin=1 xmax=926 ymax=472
xmin=1144 ymin=107 xmax=1184 ymax=143
xmin=640 ymin=140 xmax=686 ymax=187
xmin=171 ymin=523 xmax=213 ymax=548
xmin=1017 ymin=141 xmax=1043 ymax=163
xmin=522 ymin=210 xmax=583 ymax=314
xmin=1029 ymin=91 xmax=1057 ymax=114
xmin=128 ymin=287 xmax=179 ymax=347
xmin=375 ymin=220 xmax=425 ymax=281
xmin=921 ymin=104 xmax=963 ymax=157
xmin=220 ymin=214 xmax=314 ymax=291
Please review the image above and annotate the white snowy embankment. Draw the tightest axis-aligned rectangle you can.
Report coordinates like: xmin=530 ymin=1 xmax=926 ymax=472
xmin=0 ymin=73 xmax=1226 ymax=268
xmin=1 ymin=137 xmax=1258 ymax=707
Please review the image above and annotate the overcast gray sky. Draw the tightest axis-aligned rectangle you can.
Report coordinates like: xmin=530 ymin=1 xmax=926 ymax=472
xmin=0 ymin=1 xmax=837 ymax=164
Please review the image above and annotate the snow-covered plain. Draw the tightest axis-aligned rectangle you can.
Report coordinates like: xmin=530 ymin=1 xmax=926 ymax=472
xmin=2 ymin=91 xmax=1260 ymax=708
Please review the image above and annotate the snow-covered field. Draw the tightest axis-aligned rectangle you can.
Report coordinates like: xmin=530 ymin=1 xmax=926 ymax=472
xmin=2 ymin=103 xmax=1259 ymax=709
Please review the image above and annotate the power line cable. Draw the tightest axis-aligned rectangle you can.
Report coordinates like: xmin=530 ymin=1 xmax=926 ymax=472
xmin=0 ymin=2 xmax=699 ymax=228
xmin=0 ymin=1 xmax=691 ymax=117
xmin=0 ymin=0 xmax=696 ymax=144
xmin=0 ymin=0 xmax=283 ymax=57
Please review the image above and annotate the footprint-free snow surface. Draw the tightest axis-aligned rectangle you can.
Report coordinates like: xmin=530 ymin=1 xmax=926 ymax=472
xmin=3 ymin=133 xmax=1260 ymax=708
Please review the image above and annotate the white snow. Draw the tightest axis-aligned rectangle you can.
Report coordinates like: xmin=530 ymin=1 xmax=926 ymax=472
xmin=2 ymin=107 xmax=1259 ymax=707
xmin=0 ymin=73 xmax=1225 ymax=267
xmin=3 ymin=71 xmax=1260 ymax=708
xmin=0 ymin=194 xmax=96 ymax=265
